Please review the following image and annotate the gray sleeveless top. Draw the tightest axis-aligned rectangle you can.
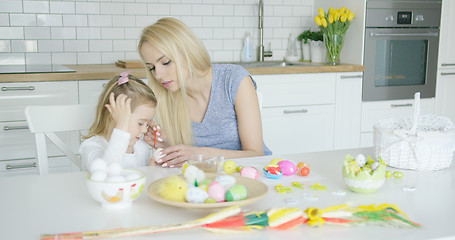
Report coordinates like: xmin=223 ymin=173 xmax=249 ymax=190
xmin=192 ymin=64 xmax=272 ymax=155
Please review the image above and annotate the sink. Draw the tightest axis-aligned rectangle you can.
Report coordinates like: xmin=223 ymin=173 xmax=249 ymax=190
xmin=214 ymin=61 xmax=326 ymax=68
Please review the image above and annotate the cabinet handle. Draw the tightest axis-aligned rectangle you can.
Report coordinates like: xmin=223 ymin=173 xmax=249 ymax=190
xmin=391 ymin=103 xmax=412 ymax=108
xmin=4 ymin=125 xmax=29 ymax=131
xmin=441 ymin=72 xmax=455 ymax=76
xmin=441 ymin=63 xmax=455 ymax=67
xmin=102 ymin=83 xmax=107 ymax=87
xmin=5 ymin=162 xmax=37 ymax=170
xmin=340 ymin=75 xmax=363 ymax=79
xmin=283 ymin=109 xmax=308 ymax=114
xmin=1 ymin=86 xmax=35 ymax=91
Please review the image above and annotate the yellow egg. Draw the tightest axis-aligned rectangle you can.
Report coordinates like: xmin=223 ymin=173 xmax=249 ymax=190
xmin=223 ymin=160 xmax=237 ymax=174
xmin=270 ymin=158 xmax=282 ymax=165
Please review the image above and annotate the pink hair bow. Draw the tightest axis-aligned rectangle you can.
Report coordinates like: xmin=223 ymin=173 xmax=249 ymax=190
xmin=118 ymin=71 xmax=130 ymax=85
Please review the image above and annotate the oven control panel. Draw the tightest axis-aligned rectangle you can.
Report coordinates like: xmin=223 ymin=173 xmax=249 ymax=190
xmin=397 ymin=11 xmax=412 ymax=25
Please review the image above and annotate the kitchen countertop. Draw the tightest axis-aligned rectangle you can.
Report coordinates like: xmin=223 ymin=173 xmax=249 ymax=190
xmin=0 ymin=63 xmax=364 ymax=83
xmin=1 ymin=147 xmax=453 ymax=240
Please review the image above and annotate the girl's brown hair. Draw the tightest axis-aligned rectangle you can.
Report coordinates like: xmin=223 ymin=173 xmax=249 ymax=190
xmin=84 ymin=73 xmax=157 ymax=139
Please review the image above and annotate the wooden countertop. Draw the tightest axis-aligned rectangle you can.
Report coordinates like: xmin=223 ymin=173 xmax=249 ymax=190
xmin=0 ymin=63 xmax=364 ymax=83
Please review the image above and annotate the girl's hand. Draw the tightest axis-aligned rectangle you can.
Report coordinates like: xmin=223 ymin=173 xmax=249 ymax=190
xmin=105 ymin=93 xmax=131 ymax=133
xmin=144 ymin=121 xmax=169 ymax=149
xmin=157 ymin=144 xmax=198 ymax=168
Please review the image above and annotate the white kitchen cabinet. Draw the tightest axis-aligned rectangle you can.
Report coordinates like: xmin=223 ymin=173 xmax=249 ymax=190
xmin=435 ymin=70 xmax=455 ymax=122
xmin=78 ymin=79 xmax=110 ymax=106
xmin=0 ymin=81 xmax=80 ymax=176
xmin=334 ymin=72 xmax=363 ymax=150
xmin=438 ymin=0 xmax=455 ymax=69
xmin=360 ymin=98 xmax=436 ymax=147
xmin=254 ymin=73 xmax=336 ymax=155
xmin=435 ymin=0 xmax=455 ymax=123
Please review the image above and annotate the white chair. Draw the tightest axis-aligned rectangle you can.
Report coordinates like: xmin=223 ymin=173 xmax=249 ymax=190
xmin=25 ymin=104 xmax=95 ymax=175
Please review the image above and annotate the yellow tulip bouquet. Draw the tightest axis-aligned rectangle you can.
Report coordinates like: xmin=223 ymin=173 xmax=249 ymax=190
xmin=315 ymin=7 xmax=355 ymax=64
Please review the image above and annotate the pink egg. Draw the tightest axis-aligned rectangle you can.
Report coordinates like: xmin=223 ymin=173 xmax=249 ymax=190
xmin=240 ymin=167 xmax=259 ymax=180
xmin=207 ymin=181 xmax=225 ymax=202
xmin=277 ymin=160 xmax=297 ymax=176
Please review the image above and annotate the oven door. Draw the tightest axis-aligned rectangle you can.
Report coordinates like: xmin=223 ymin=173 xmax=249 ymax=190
xmin=363 ymin=28 xmax=439 ymax=101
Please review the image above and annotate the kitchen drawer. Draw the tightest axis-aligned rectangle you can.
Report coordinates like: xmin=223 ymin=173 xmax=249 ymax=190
xmin=261 ymin=104 xmax=335 ymax=155
xmin=361 ymin=98 xmax=435 ymax=132
xmin=0 ymin=121 xmax=80 ymax=161
xmin=0 ymin=156 xmax=80 ymax=177
xmin=0 ymin=81 xmax=78 ymax=122
xmin=253 ymin=73 xmax=336 ymax=108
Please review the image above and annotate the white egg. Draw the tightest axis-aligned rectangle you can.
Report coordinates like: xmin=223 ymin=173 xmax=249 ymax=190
xmin=185 ymin=186 xmax=209 ymax=203
xmin=90 ymin=158 xmax=107 ymax=173
xmin=106 ymin=175 xmax=126 ymax=183
xmin=215 ymin=175 xmax=236 ymax=189
xmin=183 ymin=165 xmax=205 ymax=185
xmin=355 ymin=154 xmax=366 ymax=167
xmin=107 ymin=162 xmax=123 ymax=176
xmin=90 ymin=170 xmax=107 ymax=182
xmin=125 ymin=172 xmax=141 ymax=181
xmin=371 ymin=161 xmax=380 ymax=170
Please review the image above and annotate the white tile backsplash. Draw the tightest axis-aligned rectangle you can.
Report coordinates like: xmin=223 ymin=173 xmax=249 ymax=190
xmin=0 ymin=40 xmax=11 ymax=52
xmin=50 ymin=2 xmax=75 ymax=14
xmin=23 ymin=1 xmax=49 ymax=14
xmin=26 ymin=52 xmax=51 ymax=64
xmin=37 ymin=14 xmax=63 ymax=27
xmin=12 ymin=40 xmax=37 ymax=52
xmin=38 ymin=40 xmax=64 ymax=52
xmin=1 ymin=0 xmax=315 ymax=65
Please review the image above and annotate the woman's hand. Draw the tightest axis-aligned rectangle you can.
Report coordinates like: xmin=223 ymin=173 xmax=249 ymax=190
xmin=144 ymin=121 xmax=169 ymax=149
xmin=157 ymin=144 xmax=198 ymax=168
xmin=105 ymin=93 xmax=131 ymax=133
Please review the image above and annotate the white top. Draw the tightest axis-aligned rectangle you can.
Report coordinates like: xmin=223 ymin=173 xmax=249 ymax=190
xmin=79 ymin=128 xmax=151 ymax=170
xmin=1 ymin=147 xmax=454 ymax=240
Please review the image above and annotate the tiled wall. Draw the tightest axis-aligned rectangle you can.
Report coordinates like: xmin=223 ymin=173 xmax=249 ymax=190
xmin=0 ymin=0 xmax=315 ymax=65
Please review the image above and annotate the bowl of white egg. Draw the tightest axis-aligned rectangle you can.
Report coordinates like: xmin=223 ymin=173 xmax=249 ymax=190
xmin=85 ymin=159 xmax=146 ymax=209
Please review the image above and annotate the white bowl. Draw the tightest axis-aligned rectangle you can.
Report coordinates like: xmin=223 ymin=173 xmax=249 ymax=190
xmin=86 ymin=169 xmax=146 ymax=209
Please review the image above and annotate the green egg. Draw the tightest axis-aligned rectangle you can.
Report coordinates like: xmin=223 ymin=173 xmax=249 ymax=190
xmin=236 ymin=165 xmax=244 ymax=172
xmin=225 ymin=185 xmax=248 ymax=202
xmin=204 ymin=197 xmax=217 ymax=203
xmin=386 ymin=170 xmax=393 ymax=178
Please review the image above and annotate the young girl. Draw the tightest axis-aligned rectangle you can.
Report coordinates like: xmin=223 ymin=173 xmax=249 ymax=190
xmin=79 ymin=72 xmax=157 ymax=171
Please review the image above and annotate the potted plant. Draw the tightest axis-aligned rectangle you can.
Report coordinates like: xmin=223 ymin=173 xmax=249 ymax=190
xmin=298 ymin=30 xmax=325 ymax=63
xmin=298 ymin=30 xmax=312 ymax=61
xmin=308 ymin=30 xmax=326 ymax=63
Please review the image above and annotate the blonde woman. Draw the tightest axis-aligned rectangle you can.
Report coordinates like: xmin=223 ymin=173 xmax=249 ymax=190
xmin=138 ymin=17 xmax=272 ymax=168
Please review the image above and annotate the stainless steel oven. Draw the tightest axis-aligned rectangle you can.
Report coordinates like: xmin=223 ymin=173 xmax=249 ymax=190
xmin=363 ymin=0 xmax=442 ymax=101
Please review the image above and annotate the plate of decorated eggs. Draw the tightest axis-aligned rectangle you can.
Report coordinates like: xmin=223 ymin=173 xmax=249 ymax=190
xmin=147 ymin=170 xmax=268 ymax=210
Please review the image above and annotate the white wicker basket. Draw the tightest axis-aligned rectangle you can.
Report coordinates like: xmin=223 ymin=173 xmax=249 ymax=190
xmin=373 ymin=93 xmax=455 ymax=171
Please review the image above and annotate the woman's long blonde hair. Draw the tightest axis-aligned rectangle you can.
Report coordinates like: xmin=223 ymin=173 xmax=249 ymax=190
xmin=84 ymin=74 xmax=157 ymax=139
xmin=138 ymin=17 xmax=211 ymax=146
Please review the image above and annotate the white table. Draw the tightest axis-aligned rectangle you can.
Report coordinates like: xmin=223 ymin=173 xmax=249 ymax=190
xmin=1 ymin=147 xmax=454 ymax=240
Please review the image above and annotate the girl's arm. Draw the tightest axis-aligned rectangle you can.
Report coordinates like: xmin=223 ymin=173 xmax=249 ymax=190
xmin=157 ymin=76 xmax=265 ymax=168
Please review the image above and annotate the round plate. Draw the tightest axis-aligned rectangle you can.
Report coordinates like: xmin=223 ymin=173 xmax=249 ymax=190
xmin=148 ymin=173 xmax=268 ymax=209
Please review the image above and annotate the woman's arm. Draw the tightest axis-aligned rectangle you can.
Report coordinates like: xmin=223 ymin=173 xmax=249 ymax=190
xmin=157 ymin=76 xmax=265 ymax=168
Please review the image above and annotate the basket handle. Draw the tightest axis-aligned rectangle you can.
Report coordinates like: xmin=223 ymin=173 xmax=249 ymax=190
xmin=409 ymin=92 xmax=420 ymax=135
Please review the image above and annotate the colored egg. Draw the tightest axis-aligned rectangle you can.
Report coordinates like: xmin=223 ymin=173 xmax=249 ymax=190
xmin=270 ymin=158 xmax=282 ymax=165
xmin=296 ymin=162 xmax=310 ymax=169
xmin=277 ymin=160 xmax=297 ymax=176
xmin=236 ymin=165 xmax=244 ymax=172
xmin=204 ymin=197 xmax=217 ymax=203
xmin=386 ymin=170 xmax=393 ymax=178
xmin=225 ymin=185 xmax=248 ymax=201
xmin=223 ymin=160 xmax=237 ymax=174
xmin=298 ymin=166 xmax=310 ymax=176
xmin=198 ymin=179 xmax=212 ymax=191
xmin=393 ymin=171 xmax=404 ymax=178
xmin=240 ymin=167 xmax=259 ymax=180
xmin=185 ymin=186 xmax=209 ymax=203
xmin=263 ymin=167 xmax=282 ymax=179
xmin=215 ymin=175 xmax=236 ymax=189
xmin=207 ymin=181 xmax=225 ymax=202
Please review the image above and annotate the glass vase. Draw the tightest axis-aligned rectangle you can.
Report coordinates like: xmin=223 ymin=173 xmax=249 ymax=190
xmin=324 ymin=33 xmax=345 ymax=65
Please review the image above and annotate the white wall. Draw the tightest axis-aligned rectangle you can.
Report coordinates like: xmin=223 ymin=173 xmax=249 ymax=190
xmin=0 ymin=0 xmax=317 ymax=65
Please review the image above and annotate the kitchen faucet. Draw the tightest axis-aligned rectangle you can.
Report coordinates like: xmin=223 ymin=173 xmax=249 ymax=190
xmin=258 ymin=0 xmax=272 ymax=62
